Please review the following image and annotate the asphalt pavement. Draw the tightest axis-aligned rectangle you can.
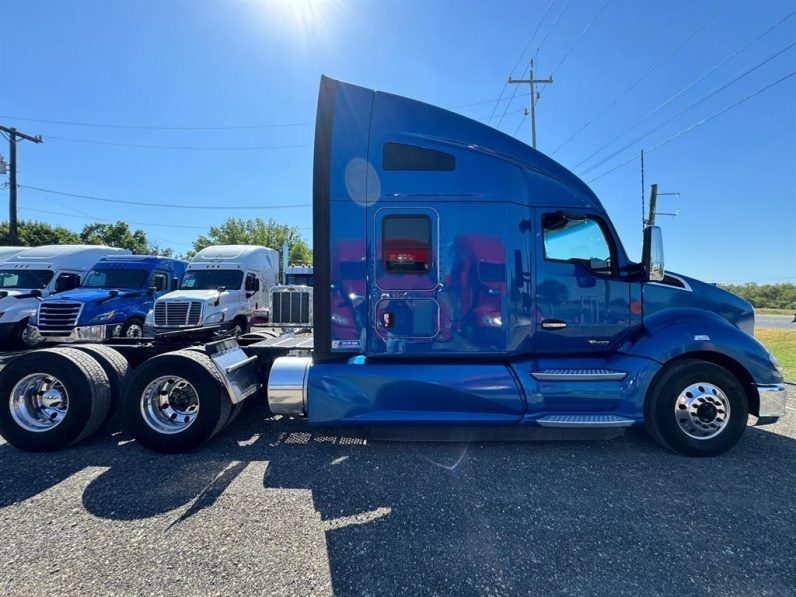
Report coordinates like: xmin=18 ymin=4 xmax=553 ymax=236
xmin=0 ymin=386 xmax=794 ymax=596
xmin=756 ymin=314 xmax=796 ymax=330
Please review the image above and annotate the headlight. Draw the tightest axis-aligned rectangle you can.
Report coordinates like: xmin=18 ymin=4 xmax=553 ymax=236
xmin=91 ymin=311 xmax=116 ymax=322
xmin=144 ymin=309 xmax=154 ymax=325
xmin=205 ymin=312 xmax=225 ymax=325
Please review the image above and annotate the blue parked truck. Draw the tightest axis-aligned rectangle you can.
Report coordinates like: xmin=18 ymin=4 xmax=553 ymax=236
xmin=27 ymin=255 xmax=187 ymax=343
xmin=0 ymin=77 xmax=785 ymax=456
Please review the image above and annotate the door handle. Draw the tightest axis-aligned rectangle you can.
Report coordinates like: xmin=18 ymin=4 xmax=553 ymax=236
xmin=541 ymin=319 xmax=567 ymax=330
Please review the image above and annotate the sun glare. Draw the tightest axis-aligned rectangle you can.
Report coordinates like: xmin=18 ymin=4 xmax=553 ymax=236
xmin=262 ymin=0 xmax=339 ymax=37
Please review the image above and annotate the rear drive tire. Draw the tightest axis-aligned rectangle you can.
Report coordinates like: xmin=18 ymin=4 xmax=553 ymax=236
xmin=70 ymin=344 xmax=129 ymax=429
xmin=645 ymin=359 xmax=748 ymax=457
xmin=0 ymin=348 xmax=111 ymax=451
xmin=122 ymin=350 xmax=231 ymax=453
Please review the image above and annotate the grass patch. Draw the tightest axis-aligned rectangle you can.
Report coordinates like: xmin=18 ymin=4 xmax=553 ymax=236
xmin=755 ymin=308 xmax=796 ymax=316
xmin=755 ymin=328 xmax=796 ymax=382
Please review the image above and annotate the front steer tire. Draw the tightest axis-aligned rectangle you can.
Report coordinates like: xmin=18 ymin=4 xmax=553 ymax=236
xmin=0 ymin=348 xmax=111 ymax=451
xmin=122 ymin=350 xmax=231 ymax=453
xmin=645 ymin=359 xmax=748 ymax=457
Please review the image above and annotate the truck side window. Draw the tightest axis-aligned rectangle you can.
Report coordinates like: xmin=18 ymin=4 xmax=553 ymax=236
xmin=54 ymin=273 xmax=81 ymax=293
xmin=383 ymin=215 xmax=432 ymax=273
xmin=151 ymin=272 xmax=168 ymax=291
xmin=542 ymin=213 xmax=613 ymax=273
xmin=245 ymin=273 xmax=259 ymax=292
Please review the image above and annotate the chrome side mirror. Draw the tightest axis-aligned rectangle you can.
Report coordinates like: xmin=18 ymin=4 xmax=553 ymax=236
xmin=643 ymin=225 xmax=665 ymax=282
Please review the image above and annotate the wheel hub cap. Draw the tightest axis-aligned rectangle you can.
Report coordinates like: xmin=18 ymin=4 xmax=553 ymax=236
xmin=10 ymin=374 xmax=69 ymax=432
xmin=140 ymin=376 xmax=200 ymax=434
xmin=675 ymin=382 xmax=730 ymax=440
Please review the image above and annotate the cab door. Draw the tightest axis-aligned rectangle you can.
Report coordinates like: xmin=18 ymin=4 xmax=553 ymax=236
xmin=534 ymin=209 xmax=631 ymax=353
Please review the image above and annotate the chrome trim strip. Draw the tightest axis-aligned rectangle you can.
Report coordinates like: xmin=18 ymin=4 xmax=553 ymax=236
xmin=532 ymin=369 xmax=627 ymax=381
xmin=648 ymin=273 xmax=693 ymax=292
xmin=756 ymin=383 xmax=786 ymax=418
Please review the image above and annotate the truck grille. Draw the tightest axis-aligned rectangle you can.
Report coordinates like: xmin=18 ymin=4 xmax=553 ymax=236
xmin=38 ymin=302 xmax=82 ymax=336
xmin=154 ymin=301 xmax=202 ymax=327
xmin=271 ymin=288 xmax=312 ymax=326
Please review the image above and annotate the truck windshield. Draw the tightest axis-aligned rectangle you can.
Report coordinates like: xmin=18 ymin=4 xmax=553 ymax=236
xmin=286 ymin=274 xmax=314 ymax=286
xmin=83 ymin=269 xmax=149 ymax=289
xmin=181 ymin=270 xmax=243 ymax=290
xmin=0 ymin=269 xmax=54 ymax=289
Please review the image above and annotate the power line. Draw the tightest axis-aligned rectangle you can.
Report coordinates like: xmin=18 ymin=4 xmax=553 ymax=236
xmin=0 ymin=115 xmax=311 ymax=131
xmin=536 ymin=0 xmax=612 ymax=102
xmin=496 ymin=0 xmax=571 ymax=129
xmin=17 ymin=184 xmax=312 ymax=210
xmin=586 ymin=69 xmax=796 ymax=184
xmin=449 ymin=92 xmax=530 ymax=110
xmin=20 ymin=206 xmax=210 ymax=229
xmin=530 ymin=0 xmax=574 ymax=65
xmin=487 ymin=0 xmax=555 ymax=125
xmin=571 ymin=7 xmax=796 ymax=170
xmin=550 ymin=0 xmax=735 ymax=156
xmin=579 ymin=40 xmax=796 ymax=176
xmin=44 ymin=135 xmax=310 ymax=151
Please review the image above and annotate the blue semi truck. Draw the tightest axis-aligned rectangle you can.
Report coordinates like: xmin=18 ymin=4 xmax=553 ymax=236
xmin=0 ymin=77 xmax=785 ymax=456
xmin=27 ymin=255 xmax=187 ymax=343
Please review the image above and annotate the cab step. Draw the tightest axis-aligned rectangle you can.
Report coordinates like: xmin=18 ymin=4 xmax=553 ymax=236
xmin=536 ymin=414 xmax=635 ymax=428
xmin=532 ymin=369 xmax=627 ymax=381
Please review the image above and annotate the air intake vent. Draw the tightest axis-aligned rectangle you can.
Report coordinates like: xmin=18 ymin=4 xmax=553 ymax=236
xmin=271 ymin=287 xmax=312 ymax=326
xmin=38 ymin=302 xmax=82 ymax=336
xmin=154 ymin=301 xmax=203 ymax=327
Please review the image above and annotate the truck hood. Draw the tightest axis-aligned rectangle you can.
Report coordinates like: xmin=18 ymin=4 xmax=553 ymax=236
xmin=51 ymin=288 xmax=143 ymax=303
xmin=644 ymin=272 xmax=755 ymax=335
xmin=158 ymin=289 xmax=227 ymax=302
xmin=0 ymin=290 xmax=38 ymax=309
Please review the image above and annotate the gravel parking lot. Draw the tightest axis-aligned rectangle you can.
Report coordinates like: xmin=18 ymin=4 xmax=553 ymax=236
xmin=1 ymin=387 xmax=794 ymax=596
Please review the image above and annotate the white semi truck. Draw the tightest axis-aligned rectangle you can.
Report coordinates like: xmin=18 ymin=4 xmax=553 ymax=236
xmin=148 ymin=245 xmax=278 ymax=336
xmin=0 ymin=245 xmax=130 ymax=347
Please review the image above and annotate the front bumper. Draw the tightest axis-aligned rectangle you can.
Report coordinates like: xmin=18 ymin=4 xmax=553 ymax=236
xmin=755 ymin=383 xmax=787 ymax=423
xmin=28 ymin=324 xmax=117 ymax=344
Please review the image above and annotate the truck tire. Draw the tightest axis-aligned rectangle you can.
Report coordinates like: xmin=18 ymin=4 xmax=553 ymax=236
xmin=70 ymin=344 xmax=129 ymax=429
xmin=645 ymin=359 xmax=748 ymax=457
xmin=13 ymin=319 xmax=44 ymax=349
xmin=122 ymin=350 xmax=232 ymax=453
xmin=0 ymin=348 xmax=111 ymax=451
xmin=120 ymin=317 xmax=145 ymax=338
xmin=229 ymin=317 xmax=249 ymax=336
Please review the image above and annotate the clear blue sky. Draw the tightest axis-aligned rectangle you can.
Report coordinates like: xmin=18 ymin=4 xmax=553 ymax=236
xmin=1 ymin=0 xmax=794 ymax=283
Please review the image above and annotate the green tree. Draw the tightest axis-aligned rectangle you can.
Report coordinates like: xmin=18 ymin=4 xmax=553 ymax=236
xmin=191 ymin=217 xmax=312 ymax=264
xmin=719 ymin=283 xmax=796 ymax=310
xmin=79 ymin=221 xmax=164 ymax=255
xmin=0 ymin=220 xmax=80 ymax=246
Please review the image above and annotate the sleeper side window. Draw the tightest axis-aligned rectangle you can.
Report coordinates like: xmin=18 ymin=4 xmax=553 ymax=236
xmin=383 ymin=215 xmax=432 ymax=273
xmin=542 ymin=213 xmax=614 ymax=274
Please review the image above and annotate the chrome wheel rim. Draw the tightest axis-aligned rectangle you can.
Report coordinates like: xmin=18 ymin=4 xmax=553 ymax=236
xmin=10 ymin=373 xmax=69 ymax=432
xmin=674 ymin=382 xmax=730 ymax=440
xmin=140 ymin=376 xmax=199 ymax=434
xmin=125 ymin=323 xmax=143 ymax=338
xmin=20 ymin=326 xmax=40 ymax=347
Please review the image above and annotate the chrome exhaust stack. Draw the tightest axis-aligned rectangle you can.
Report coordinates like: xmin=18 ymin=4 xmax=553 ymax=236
xmin=267 ymin=356 xmax=312 ymax=415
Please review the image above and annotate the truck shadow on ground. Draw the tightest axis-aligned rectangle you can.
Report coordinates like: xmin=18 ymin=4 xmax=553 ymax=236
xmin=1 ymin=399 xmax=794 ymax=595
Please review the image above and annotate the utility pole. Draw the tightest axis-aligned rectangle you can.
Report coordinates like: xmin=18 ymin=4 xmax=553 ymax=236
xmin=0 ymin=126 xmax=43 ymax=245
xmin=508 ymin=60 xmax=553 ymax=149
xmin=645 ymin=183 xmax=680 ymax=227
